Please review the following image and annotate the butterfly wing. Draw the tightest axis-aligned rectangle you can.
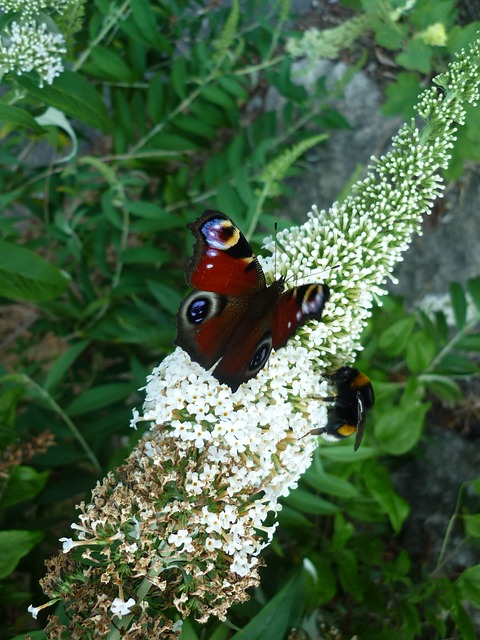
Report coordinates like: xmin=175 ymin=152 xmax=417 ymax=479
xmin=176 ymin=283 xmax=284 ymax=392
xmin=185 ymin=210 xmax=265 ymax=295
xmin=175 ymin=210 xmax=331 ymax=392
xmin=211 ymin=314 xmax=274 ymax=391
xmin=353 ymin=392 xmax=367 ymax=451
xmin=271 ymin=283 xmax=330 ymax=349
xmin=175 ymin=210 xmax=268 ymax=376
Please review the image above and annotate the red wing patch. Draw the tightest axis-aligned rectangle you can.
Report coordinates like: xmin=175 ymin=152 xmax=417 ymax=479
xmin=271 ymin=284 xmax=329 ymax=349
xmin=186 ymin=210 xmax=265 ymax=295
xmin=211 ymin=320 xmax=273 ymax=392
xmin=189 ymin=249 xmax=261 ymax=295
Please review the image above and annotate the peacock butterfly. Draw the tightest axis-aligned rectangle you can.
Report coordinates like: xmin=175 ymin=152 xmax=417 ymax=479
xmin=309 ymin=367 xmax=374 ymax=450
xmin=174 ymin=210 xmax=330 ymax=391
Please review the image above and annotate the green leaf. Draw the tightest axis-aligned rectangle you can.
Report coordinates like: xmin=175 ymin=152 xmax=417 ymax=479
xmin=230 ymin=572 xmax=304 ymax=640
xmin=145 ymin=132 xmax=198 ymax=152
xmin=434 ymin=353 xmax=480 ymax=375
xmin=0 ymin=103 xmax=45 ymax=133
xmin=227 ymin=134 xmax=245 ymax=173
xmin=18 ymin=70 xmax=111 ymax=133
xmin=0 ymin=387 xmax=25 ymax=436
xmin=467 ymin=276 xmax=480 ymax=312
xmin=0 ymin=240 xmax=70 ymax=301
xmin=447 ymin=23 xmax=480 ymax=55
xmin=189 ymin=100 xmax=225 ymax=127
xmin=35 ymin=106 xmax=78 ymax=162
xmin=10 ymin=632 xmax=47 ymax=640
xmin=122 ymin=245 xmax=169 ymax=265
xmin=11 ymin=630 xmax=48 ymax=640
xmin=364 ymin=463 xmax=409 ymax=532
xmin=420 ymin=374 xmax=463 ymax=403
xmin=88 ymin=46 xmax=136 ymax=82
xmin=200 ymin=85 xmax=236 ymax=111
xmin=218 ymin=75 xmax=248 ymax=100
xmin=374 ymin=401 xmax=429 ymax=455
xmin=214 ymin=178 xmax=243 ymax=214
xmin=277 ymin=504 xmax=314 ymax=528
xmin=450 ymin=281 xmax=467 ymax=329
xmin=312 ymin=556 xmax=337 ymax=603
xmin=0 ymin=530 xmax=44 ymax=579
xmin=396 ymin=38 xmax=433 ymax=74
xmin=372 ymin=16 xmax=407 ymax=51
xmin=319 ymin=445 xmax=377 ymax=462
xmin=382 ymin=72 xmax=422 ymax=118
xmin=395 ymin=600 xmax=421 ymax=640
xmin=0 ymin=466 xmax=49 ymax=509
xmin=463 ymin=514 xmax=480 ymax=538
xmin=127 ymin=201 xmax=171 ymax=220
xmin=303 ymin=461 xmax=358 ymax=498
xmin=173 ymin=114 xmax=216 ymax=140
xmin=147 ymin=72 xmax=165 ymax=123
xmin=378 ymin=316 xmax=416 ymax=356
xmin=455 ymin=334 xmax=480 ymax=351
xmin=179 ymin=618 xmax=201 ymax=640
xmin=283 ymin=487 xmax=338 ymax=515
xmin=171 ymin=57 xmax=187 ymax=100
xmin=147 ymin=281 xmax=182 ymax=314
xmin=44 ymin=340 xmax=90 ymax=391
xmin=451 ymin=599 xmax=477 ymax=640
xmin=65 ymin=383 xmax=134 ymax=417
xmin=406 ymin=331 xmax=436 ymax=372
xmin=208 ymin=624 xmax=229 ymax=640
xmin=456 ymin=564 xmax=480 ymax=607
xmin=337 ymin=549 xmax=362 ymax=599
xmin=469 ymin=478 xmax=480 ymax=496
xmin=233 ymin=166 xmax=254 ymax=207
xmin=130 ymin=0 xmax=159 ymax=45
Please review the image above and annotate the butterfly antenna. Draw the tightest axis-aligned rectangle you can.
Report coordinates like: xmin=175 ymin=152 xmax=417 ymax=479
xmin=284 ymin=262 xmax=341 ymax=286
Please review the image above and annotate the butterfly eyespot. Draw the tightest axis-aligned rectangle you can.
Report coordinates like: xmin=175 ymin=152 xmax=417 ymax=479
xmin=300 ymin=284 xmax=328 ymax=315
xmin=202 ymin=218 xmax=239 ymax=250
xmin=248 ymin=334 xmax=272 ymax=372
xmin=187 ymin=297 xmax=211 ymax=324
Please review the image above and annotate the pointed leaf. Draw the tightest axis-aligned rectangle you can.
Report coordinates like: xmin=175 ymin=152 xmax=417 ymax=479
xmin=44 ymin=340 xmax=90 ymax=391
xmin=18 ymin=70 xmax=111 ymax=132
xmin=0 ymin=530 xmax=44 ymax=579
xmin=450 ymin=281 xmax=467 ymax=329
xmin=230 ymin=572 xmax=304 ymax=640
xmin=364 ymin=464 xmax=409 ymax=532
xmin=65 ymin=383 xmax=134 ymax=417
xmin=283 ymin=487 xmax=338 ymax=515
xmin=375 ymin=402 xmax=429 ymax=455
xmin=35 ymin=106 xmax=78 ymax=162
xmin=421 ymin=374 xmax=463 ymax=402
xmin=0 ymin=103 xmax=45 ymax=133
xmin=0 ymin=240 xmax=69 ymax=301
xmin=0 ymin=466 xmax=49 ymax=509
xmin=457 ymin=564 xmax=480 ymax=607
xmin=467 ymin=276 xmax=480 ymax=312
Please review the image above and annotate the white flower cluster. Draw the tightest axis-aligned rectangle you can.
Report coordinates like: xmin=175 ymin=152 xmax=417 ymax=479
xmin=0 ymin=0 xmax=69 ymax=18
xmin=416 ymin=292 xmax=478 ymax=328
xmin=135 ymin=347 xmax=329 ymax=576
xmin=0 ymin=20 xmax=66 ymax=86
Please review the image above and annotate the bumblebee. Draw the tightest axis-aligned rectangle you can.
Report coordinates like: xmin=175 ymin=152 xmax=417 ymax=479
xmin=310 ymin=367 xmax=374 ymax=451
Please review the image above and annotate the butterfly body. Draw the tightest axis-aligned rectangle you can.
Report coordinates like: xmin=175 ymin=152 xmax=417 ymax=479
xmin=175 ymin=210 xmax=330 ymax=391
xmin=311 ymin=367 xmax=374 ymax=450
